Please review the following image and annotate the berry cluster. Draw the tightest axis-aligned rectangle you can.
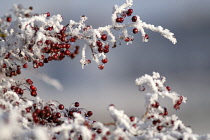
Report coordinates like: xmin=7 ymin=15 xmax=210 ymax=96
xmin=0 ymin=0 xmax=176 ymax=74
xmin=0 ymin=78 xmax=38 ymax=97
xmin=115 ymin=8 xmax=149 ymax=42
xmin=1 ymin=11 xmax=80 ymax=77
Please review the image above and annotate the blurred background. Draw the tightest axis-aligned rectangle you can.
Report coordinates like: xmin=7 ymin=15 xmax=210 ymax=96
xmin=1 ymin=0 xmax=210 ymax=134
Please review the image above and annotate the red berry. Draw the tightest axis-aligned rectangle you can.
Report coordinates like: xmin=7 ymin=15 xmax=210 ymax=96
xmin=44 ymin=106 xmax=50 ymax=111
xmin=166 ymin=86 xmax=171 ymax=91
xmin=6 ymin=17 xmax=12 ymax=22
xmin=18 ymin=88 xmax=24 ymax=95
xmin=133 ymin=28 xmax=138 ymax=34
xmin=98 ymin=47 xmax=104 ymax=53
xmin=87 ymin=111 xmax=93 ymax=117
xmin=109 ymin=104 xmax=115 ymax=107
xmin=56 ymin=112 xmax=61 ymax=118
xmin=40 ymin=120 xmax=45 ymax=125
xmin=132 ymin=16 xmax=137 ymax=22
xmin=177 ymin=100 xmax=182 ymax=105
xmin=96 ymin=40 xmax=102 ymax=47
xmin=74 ymin=102 xmax=80 ymax=107
xmin=44 ymin=58 xmax=49 ymax=63
xmin=144 ymin=34 xmax=149 ymax=39
xmin=65 ymin=44 xmax=71 ymax=49
xmin=47 ymin=27 xmax=53 ymax=31
xmin=98 ymin=64 xmax=104 ymax=70
xmin=2 ymin=63 xmax=6 ymax=68
xmin=180 ymin=96 xmax=183 ymax=101
xmin=45 ymin=40 xmax=51 ymax=45
xmin=127 ymin=9 xmax=133 ymax=16
xmin=106 ymin=131 xmax=111 ymax=135
xmin=76 ymin=46 xmax=80 ymax=50
xmin=33 ymin=116 xmax=39 ymax=122
xmin=46 ymin=12 xmax=50 ymax=17
xmin=25 ymin=107 xmax=31 ymax=113
xmin=130 ymin=116 xmax=135 ymax=122
xmin=101 ymin=34 xmax=107 ymax=41
xmin=68 ymin=111 xmax=74 ymax=116
xmin=38 ymin=62 xmax=44 ymax=67
xmin=116 ymin=17 xmax=124 ymax=23
xmin=58 ymin=104 xmax=64 ymax=110
xmin=31 ymin=91 xmax=37 ymax=97
xmin=124 ymin=37 xmax=130 ymax=42
xmin=104 ymin=45 xmax=109 ymax=49
xmin=103 ymin=48 xmax=109 ymax=53
xmin=64 ymin=50 xmax=71 ymax=55
xmin=74 ymin=49 xmax=79 ymax=54
xmin=30 ymin=85 xmax=37 ymax=91
xmin=102 ymin=58 xmax=108 ymax=63
xmin=48 ymin=56 xmax=53 ymax=61
xmin=96 ymin=129 xmax=102 ymax=134
xmin=70 ymin=37 xmax=75 ymax=42
xmin=45 ymin=112 xmax=51 ymax=117
xmin=174 ymin=104 xmax=180 ymax=110
xmin=60 ymin=36 xmax=65 ymax=42
xmin=23 ymin=63 xmax=28 ymax=68
xmin=70 ymin=53 xmax=76 ymax=59
xmin=40 ymin=110 xmax=46 ymax=115
xmin=157 ymin=126 xmax=163 ymax=131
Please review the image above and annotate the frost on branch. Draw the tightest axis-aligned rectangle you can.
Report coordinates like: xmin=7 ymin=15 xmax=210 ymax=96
xmin=0 ymin=74 xmax=209 ymax=139
xmin=0 ymin=0 xmax=177 ymax=76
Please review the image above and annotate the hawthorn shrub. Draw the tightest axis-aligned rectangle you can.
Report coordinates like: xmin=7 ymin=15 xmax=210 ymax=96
xmin=0 ymin=0 xmax=209 ymax=140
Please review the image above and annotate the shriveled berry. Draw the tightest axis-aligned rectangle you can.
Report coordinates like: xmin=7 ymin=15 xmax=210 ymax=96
xmin=87 ymin=111 xmax=93 ymax=117
xmin=75 ymin=102 xmax=80 ymax=107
